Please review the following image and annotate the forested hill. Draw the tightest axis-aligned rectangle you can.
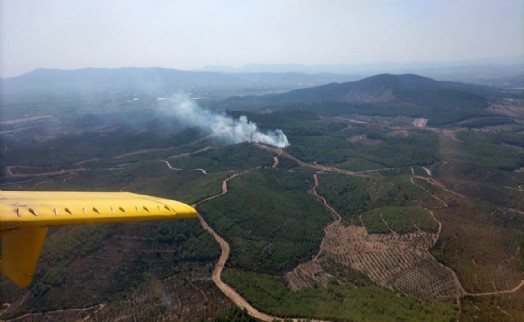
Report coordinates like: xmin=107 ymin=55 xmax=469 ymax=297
xmin=219 ymin=74 xmax=519 ymax=126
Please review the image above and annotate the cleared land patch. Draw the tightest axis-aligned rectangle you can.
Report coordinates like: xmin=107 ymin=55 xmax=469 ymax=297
xmin=289 ymin=223 xmax=461 ymax=300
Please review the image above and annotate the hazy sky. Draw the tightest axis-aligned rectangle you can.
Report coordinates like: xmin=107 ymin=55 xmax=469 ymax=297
xmin=1 ymin=0 xmax=523 ymax=77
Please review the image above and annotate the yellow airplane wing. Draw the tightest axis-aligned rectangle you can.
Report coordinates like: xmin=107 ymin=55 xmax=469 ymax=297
xmin=0 ymin=191 xmax=197 ymax=288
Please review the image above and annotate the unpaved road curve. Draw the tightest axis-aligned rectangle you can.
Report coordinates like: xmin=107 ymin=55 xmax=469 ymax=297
xmin=4 ymin=166 xmax=87 ymax=178
xmin=162 ymin=160 xmax=208 ymax=174
xmin=409 ymin=168 xmax=448 ymax=207
xmin=310 ymin=173 xmax=341 ymax=262
xmin=311 ymin=173 xmax=342 ymax=223
xmin=193 ymin=172 xmax=278 ymax=322
xmin=466 ymin=280 xmax=524 ymax=297
xmin=197 ymin=213 xmax=277 ymax=322
xmin=2 ymin=304 xmax=105 ymax=322
xmin=255 ymin=144 xmax=328 ymax=172
xmin=256 ymin=143 xmax=389 ymax=176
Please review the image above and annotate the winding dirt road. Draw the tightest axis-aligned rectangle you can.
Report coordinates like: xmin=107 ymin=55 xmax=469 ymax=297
xmin=2 ymin=304 xmax=105 ymax=322
xmin=192 ymin=172 xmax=279 ymax=322
xmin=162 ymin=160 xmax=208 ymax=174
xmin=310 ymin=173 xmax=342 ymax=262
xmin=409 ymin=167 xmax=449 ymax=207
xmin=4 ymin=166 xmax=87 ymax=178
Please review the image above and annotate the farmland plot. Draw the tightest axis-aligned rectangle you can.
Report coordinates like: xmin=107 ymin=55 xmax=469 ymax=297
xmin=289 ymin=223 xmax=463 ymax=300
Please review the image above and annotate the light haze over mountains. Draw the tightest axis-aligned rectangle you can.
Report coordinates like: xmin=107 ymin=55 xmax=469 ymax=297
xmin=1 ymin=0 xmax=523 ymax=78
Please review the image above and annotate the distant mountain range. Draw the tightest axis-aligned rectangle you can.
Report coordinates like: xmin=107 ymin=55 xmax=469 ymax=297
xmin=199 ymin=61 xmax=524 ymax=84
xmin=1 ymin=63 xmax=523 ymax=97
xmin=0 ymin=67 xmax=356 ymax=95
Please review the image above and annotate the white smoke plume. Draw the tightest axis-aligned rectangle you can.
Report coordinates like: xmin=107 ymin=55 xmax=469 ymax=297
xmin=160 ymin=94 xmax=290 ymax=148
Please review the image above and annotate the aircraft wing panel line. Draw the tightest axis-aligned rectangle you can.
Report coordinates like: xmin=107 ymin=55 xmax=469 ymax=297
xmin=0 ymin=191 xmax=197 ymax=231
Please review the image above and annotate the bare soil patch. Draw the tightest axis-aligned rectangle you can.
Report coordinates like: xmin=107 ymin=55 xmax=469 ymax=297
xmin=412 ymin=118 xmax=428 ymax=128
xmin=286 ymin=222 xmax=463 ymax=299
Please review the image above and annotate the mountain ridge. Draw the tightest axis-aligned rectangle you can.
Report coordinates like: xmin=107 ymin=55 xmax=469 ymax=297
xmin=0 ymin=67 xmax=244 ymax=94
xmin=220 ymin=73 xmax=496 ymax=106
xmin=218 ymin=73 xmax=518 ymax=127
xmin=0 ymin=67 xmax=356 ymax=95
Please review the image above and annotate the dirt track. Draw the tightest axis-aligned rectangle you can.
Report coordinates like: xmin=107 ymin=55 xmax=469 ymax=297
xmin=193 ymin=173 xmax=279 ymax=322
xmin=2 ymin=304 xmax=105 ymax=322
xmin=4 ymin=166 xmax=87 ymax=178
xmin=310 ymin=173 xmax=341 ymax=262
xmin=465 ymin=280 xmax=524 ymax=297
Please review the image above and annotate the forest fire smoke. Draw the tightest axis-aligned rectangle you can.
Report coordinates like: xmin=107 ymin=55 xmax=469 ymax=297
xmin=161 ymin=94 xmax=290 ymax=148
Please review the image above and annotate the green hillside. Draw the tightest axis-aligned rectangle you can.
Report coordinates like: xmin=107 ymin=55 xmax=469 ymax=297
xmin=220 ymin=74 xmax=520 ymax=126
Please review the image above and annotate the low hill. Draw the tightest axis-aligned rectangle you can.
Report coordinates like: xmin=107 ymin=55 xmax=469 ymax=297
xmin=221 ymin=74 xmax=497 ymax=106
